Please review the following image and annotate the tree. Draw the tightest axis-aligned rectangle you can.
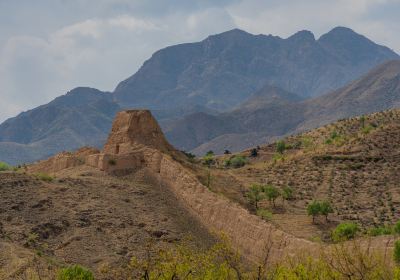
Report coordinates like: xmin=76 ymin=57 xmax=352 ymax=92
xmin=246 ymin=184 xmax=264 ymax=210
xmin=332 ymin=222 xmax=359 ymax=242
xmin=307 ymin=201 xmax=321 ymax=224
xmin=320 ymin=201 xmax=334 ymax=222
xmin=250 ymin=148 xmax=258 ymax=157
xmin=263 ymin=185 xmax=280 ymax=207
xmin=206 ymin=150 xmax=214 ymax=156
xmin=224 ymin=150 xmax=231 ymax=155
xmin=281 ymin=186 xmax=294 ymax=205
xmin=276 ymin=140 xmax=286 ymax=154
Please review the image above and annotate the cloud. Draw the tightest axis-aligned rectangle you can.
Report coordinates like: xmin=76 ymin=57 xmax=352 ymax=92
xmin=0 ymin=0 xmax=399 ymax=122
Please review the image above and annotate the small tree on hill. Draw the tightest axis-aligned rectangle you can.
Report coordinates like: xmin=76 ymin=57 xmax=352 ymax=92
xmin=250 ymin=148 xmax=258 ymax=157
xmin=282 ymin=186 xmax=294 ymax=205
xmin=263 ymin=185 xmax=280 ymax=207
xmin=320 ymin=201 xmax=334 ymax=222
xmin=246 ymin=184 xmax=264 ymax=210
xmin=276 ymin=140 xmax=286 ymax=154
xmin=394 ymin=240 xmax=400 ymax=264
xmin=307 ymin=201 xmax=321 ymax=224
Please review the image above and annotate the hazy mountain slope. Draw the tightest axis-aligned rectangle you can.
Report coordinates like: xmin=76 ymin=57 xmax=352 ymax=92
xmin=114 ymin=27 xmax=398 ymax=112
xmin=1 ymin=27 xmax=399 ymax=164
xmin=174 ymin=60 xmax=400 ymax=154
xmin=0 ymin=88 xmax=121 ymax=165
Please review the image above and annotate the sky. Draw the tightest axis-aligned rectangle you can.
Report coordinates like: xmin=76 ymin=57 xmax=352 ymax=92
xmin=1 ymin=0 xmax=400 ymax=122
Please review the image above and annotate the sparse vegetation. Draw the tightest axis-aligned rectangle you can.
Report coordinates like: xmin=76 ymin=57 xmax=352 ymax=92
xmin=224 ymin=155 xmax=247 ymax=168
xmin=108 ymin=158 xmax=117 ymax=166
xmin=394 ymin=240 xmax=400 ymax=264
xmin=0 ymin=161 xmax=11 ymax=172
xmin=246 ymin=184 xmax=264 ymax=210
xmin=281 ymin=186 xmax=294 ymax=203
xmin=256 ymin=209 xmax=273 ymax=221
xmin=332 ymin=222 xmax=359 ymax=242
xmin=263 ymin=185 xmax=280 ymax=207
xmin=307 ymin=201 xmax=321 ymax=223
xmin=34 ymin=172 xmax=54 ymax=182
xmin=276 ymin=140 xmax=286 ymax=154
xmin=57 ymin=265 xmax=94 ymax=280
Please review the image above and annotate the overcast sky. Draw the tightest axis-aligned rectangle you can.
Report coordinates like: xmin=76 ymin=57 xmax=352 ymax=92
xmin=1 ymin=0 xmax=400 ymax=122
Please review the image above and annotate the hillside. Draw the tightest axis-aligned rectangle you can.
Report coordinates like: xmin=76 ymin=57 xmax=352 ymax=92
xmin=205 ymin=109 xmax=400 ymax=240
xmin=174 ymin=60 xmax=400 ymax=155
xmin=0 ymin=88 xmax=121 ymax=165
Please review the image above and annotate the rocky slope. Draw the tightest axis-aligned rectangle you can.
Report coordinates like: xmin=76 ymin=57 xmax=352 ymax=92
xmin=114 ymin=26 xmax=398 ymax=110
xmin=173 ymin=60 xmax=400 ymax=155
xmin=0 ymin=88 xmax=120 ymax=165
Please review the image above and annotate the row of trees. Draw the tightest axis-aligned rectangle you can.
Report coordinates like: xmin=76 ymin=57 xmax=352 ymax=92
xmin=246 ymin=184 xmax=293 ymax=209
xmin=307 ymin=200 xmax=334 ymax=223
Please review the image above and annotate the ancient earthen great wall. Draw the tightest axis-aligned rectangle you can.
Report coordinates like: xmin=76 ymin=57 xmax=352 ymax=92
xmin=29 ymin=110 xmax=317 ymax=262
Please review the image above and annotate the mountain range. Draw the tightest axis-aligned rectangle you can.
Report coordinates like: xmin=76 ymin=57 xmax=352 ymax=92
xmin=0 ymin=26 xmax=399 ymax=165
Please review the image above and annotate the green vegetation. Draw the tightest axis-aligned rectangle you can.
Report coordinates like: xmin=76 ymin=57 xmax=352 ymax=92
xmin=394 ymin=221 xmax=400 ymax=235
xmin=332 ymin=222 xmax=359 ymax=242
xmin=57 ymin=265 xmax=94 ymax=280
xmin=394 ymin=240 xmax=400 ymax=264
xmin=307 ymin=201 xmax=321 ymax=223
xmin=263 ymin=185 xmax=280 ymax=207
xmin=256 ymin=209 xmax=273 ymax=221
xmin=97 ymin=238 xmax=400 ymax=280
xmin=319 ymin=201 xmax=334 ymax=222
xmin=182 ymin=151 xmax=196 ymax=161
xmin=281 ymin=186 xmax=294 ymax=202
xmin=306 ymin=200 xmax=334 ymax=223
xmin=368 ymin=226 xmax=393 ymax=236
xmin=246 ymin=184 xmax=264 ymax=210
xmin=224 ymin=155 xmax=247 ymax=168
xmin=276 ymin=140 xmax=286 ymax=154
xmin=34 ymin=173 xmax=54 ymax=182
xmin=0 ymin=161 xmax=11 ymax=171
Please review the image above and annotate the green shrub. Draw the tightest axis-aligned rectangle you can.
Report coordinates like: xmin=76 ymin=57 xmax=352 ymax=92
xmin=225 ymin=155 xmax=247 ymax=168
xmin=0 ymin=162 xmax=11 ymax=171
xmin=332 ymin=222 xmax=359 ymax=242
xmin=34 ymin=173 xmax=54 ymax=182
xmin=282 ymin=186 xmax=294 ymax=201
xmin=257 ymin=209 xmax=273 ymax=221
xmin=394 ymin=240 xmax=400 ymax=264
xmin=368 ymin=226 xmax=393 ymax=236
xmin=394 ymin=221 xmax=400 ymax=235
xmin=276 ymin=140 xmax=286 ymax=154
xmin=57 ymin=265 xmax=94 ymax=280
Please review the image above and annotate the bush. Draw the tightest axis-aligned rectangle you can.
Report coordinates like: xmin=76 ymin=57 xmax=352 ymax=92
xmin=332 ymin=222 xmax=359 ymax=242
xmin=0 ymin=161 xmax=11 ymax=171
xmin=394 ymin=221 xmax=400 ymax=235
xmin=57 ymin=265 xmax=94 ymax=280
xmin=226 ymin=155 xmax=247 ymax=168
xmin=246 ymin=184 xmax=264 ymax=210
xmin=368 ymin=226 xmax=393 ymax=236
xmin=257 ymin=209 xmax=273 ymax=221
xmin=276 ymin=140 xmax=286 ymax=154
xmin=34 ymin=173 xmax=54 ymax=182
xmin=282 ymin=186 xmax=294 ymax=201
xmin=394 ymin=240 xmax=400 ymax=264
